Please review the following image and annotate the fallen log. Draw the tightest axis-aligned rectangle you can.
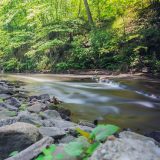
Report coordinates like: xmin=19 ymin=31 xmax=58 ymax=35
xmin=5 ymin=136 xmax=54 ymax=160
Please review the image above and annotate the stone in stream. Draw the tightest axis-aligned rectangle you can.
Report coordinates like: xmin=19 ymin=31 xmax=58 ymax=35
xmin=39 ymin=127 xmax=66 ymax=139
xmin=27 ymin=102 xmax=47 ymax=113
xmin=47 ymin=103 xmax=71 ymax=121
xmin=0 ymin=94 xmax=11 ymax=100
xmin=38 ymin=94 xmax=50 ymax=102
xmin=39 ymin=110 xmax=62 ymax=120
xmin=0 ymin=102 xmax=18 ymax=111
xmin=145 ymin=131 xmax=160 ymax=143
xmin=5 ymin=97 xmax=21 ymax=108
xmin=90 ymin=131 xmax=160 ymax=160
xmin=0 ymin=122 xmax=41 ymax=160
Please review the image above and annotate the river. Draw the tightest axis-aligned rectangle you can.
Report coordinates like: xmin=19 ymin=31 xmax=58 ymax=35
xmin=1 ymin=73 xmax=160 ymax=133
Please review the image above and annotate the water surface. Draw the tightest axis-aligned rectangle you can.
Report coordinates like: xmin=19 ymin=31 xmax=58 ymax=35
xmin=1 ymin=74 xmax=160 ymax=133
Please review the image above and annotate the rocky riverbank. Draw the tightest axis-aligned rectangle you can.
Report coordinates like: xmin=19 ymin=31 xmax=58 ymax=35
xmin=0 ymin=80 xmax=160 ymax=160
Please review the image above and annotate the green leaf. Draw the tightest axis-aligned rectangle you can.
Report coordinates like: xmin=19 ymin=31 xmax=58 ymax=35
xmin=55 ymin=153 xmax=64 ymax=160
xmin=64 ymin=141 xmax=83 ymax=157
xmin=90 ymin=124 xmax=120 ymax=142
xmin=86 ymin=142 xmax=100 ymax=156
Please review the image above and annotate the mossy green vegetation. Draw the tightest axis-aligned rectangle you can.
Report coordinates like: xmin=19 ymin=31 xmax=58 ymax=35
xmin=0 ymin=0 xmax=159 ymax=74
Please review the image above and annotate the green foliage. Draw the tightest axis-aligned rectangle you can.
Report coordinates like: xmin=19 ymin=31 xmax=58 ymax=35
xmin=35 ymin=124 xmax=120 ymax=160
xmin=90 ymin=124 xmax=120 ymax=142
xmin=9 ymin=151 xmax=19 ymax=157
xmin=0 ymin=0 xmax=159 ymax=73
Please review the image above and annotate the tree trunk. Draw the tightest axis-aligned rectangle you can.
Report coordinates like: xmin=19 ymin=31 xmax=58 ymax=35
xmin=83 ymin=0 xmax=94 ymax=26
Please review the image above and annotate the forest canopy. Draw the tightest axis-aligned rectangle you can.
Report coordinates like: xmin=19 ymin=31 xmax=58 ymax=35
xmin=0 ymin=0 xmax=160 ymax=73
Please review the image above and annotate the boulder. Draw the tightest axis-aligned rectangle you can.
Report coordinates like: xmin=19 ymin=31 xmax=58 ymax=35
xmin=27 ymin=102 xmax=47 ymax=113
xmin=5 ymin=97 xmax=21 ymax=108
xmin=0 ymin=122 xmax=41 ymax=159
xmin=39 ymin=127 xmax=66 ymax=139
xmin=90 ymin=131 xmax=160 ymax=160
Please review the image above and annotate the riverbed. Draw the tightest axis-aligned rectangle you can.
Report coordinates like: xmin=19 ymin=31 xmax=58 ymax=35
xmin=0 ymin=73 xmax=160 ymax=133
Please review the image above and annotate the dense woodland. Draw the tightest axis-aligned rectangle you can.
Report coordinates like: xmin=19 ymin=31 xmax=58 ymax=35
xmin=0 ymin=0 xmax=160 ymax=74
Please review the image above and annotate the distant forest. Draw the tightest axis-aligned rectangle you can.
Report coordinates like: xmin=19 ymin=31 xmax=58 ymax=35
xmin=0 ymin=0 xmax=160 ymax=74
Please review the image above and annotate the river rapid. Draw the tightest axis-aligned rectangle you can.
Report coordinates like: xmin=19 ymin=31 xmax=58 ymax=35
xmin=1 ymin=73 xmax=160 ymax=133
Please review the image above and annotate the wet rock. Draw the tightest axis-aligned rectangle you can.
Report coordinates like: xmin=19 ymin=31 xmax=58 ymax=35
xmin=38 ymin=94 xmax=50 ymax=102
xmin=29 ymin=95 xmax=39 ymax=102
xmin=40 ymin=110 xmax=62 ymax=120
xmin=6 ymin=137 xmax=54 ymax=160
xmin=0 ymin=122 xmax=41 ymax=159
xmin=48 ymin=104 xmax=71 ymax=120
xmin=39 ymin=127 xmax=66 ymax=139
xmin=0 ymin=102 xmax=18 ymax=111
xmin=145 ymin=131 xmax=160 ymax=143
xmin=90 ymin=131 xmax=160 ymax=160
xmin=5 ymin=97 xmax=21 ymax=108
xmin=27 ymin=102 xmax=47 ymax=113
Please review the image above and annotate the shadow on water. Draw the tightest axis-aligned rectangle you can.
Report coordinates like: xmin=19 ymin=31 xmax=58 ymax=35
xmin=1 ymin=74 xmax=160 ymax=133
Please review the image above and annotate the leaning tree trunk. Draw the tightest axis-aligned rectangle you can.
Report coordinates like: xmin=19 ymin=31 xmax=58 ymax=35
xmin=83 ymin=0 xmax=94 ymax=26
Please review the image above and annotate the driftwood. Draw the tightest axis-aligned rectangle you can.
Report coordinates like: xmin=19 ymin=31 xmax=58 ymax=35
xmin=5 ymin=137 xmax=54 ymax=160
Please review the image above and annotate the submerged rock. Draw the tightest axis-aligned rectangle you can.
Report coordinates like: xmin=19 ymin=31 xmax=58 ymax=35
xmin=0 ymin=122 xmax=40 ymax=159
xmin=90 ymin=131 xmax=160 ymax=160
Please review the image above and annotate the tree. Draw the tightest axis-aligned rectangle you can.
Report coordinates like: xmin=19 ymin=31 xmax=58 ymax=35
xmin=83 ymin=0 xmax=94 ymax=26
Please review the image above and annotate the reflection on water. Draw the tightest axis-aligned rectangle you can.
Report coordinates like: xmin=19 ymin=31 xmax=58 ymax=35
xmin=1 ymin=74 xmax=160 ymax=133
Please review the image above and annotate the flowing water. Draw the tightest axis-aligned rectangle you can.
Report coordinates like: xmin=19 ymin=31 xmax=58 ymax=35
xmin=1 ymin=74 xmax=160 ymax=133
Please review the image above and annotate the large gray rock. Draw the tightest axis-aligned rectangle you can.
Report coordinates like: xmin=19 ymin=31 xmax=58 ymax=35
xmin=27 ymin=102 xmax=47 ymax=113
xmin=0 ymin=122 xmax=41 ymax=159
xmin=39 ymin=127 xmax=66 ymax=138
xmin=90 ymin=131 xmax=160 ymax=160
